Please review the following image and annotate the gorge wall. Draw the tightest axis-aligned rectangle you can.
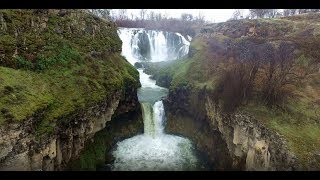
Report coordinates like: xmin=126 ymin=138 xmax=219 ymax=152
xmin=0 ymin=91 xmax=142 ymax=171
xmin=0 ymin=9 xmax=142 ymax=171
xmin=164 ymin=86 xmax=301 ymax=171
xmin=149 ymin=13 xmax=320 ymax=170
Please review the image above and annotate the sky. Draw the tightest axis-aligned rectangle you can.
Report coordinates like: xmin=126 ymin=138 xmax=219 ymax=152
xmin=112 ymin=9 xmax=250 ymax=23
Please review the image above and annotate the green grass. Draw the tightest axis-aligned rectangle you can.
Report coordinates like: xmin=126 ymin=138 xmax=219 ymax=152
xmin=0 ymin=67 xmax=54 ymax=123
xmin=243 ymin=97 xmax=320 ymax=168
xmin=0 ymin=9 xmax=140 ymax=138
xmin=67 ymin=112 xmax=143 ymax=170
xmin=0 ymin=54 xmax=139 ymax=137
xmin=68 ymin=129 xmax=109 ymax=170
xmin=0 ymin=9 xmax=121 ymax=70
xmin=161 ymin=16 xmax=320 ymax=169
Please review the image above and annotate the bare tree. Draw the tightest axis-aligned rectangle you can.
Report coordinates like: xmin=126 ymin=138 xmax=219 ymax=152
xmin=155 ymin=13 xmax=162 ymax=21
xmin=139 ymin=9 xmax=147 ymax=20
xmin=118 ymin=9 xmax=128 ymax=20
xmin=100 ymin=9 xmax=111 ymax=20
xmin=195 ymin=11 xmax=205 ymax=24
xmin=230 ymin=9 xmax=243 ymax=20
xmin=249 ymin=9 xmax=269 ymax=18
xmin=262 ymin=42 xmax=296 ymax=106
xmin=289 ymin=9 xmax=297 ymax=15
xmin=298 ymin=9 xmax=308 ymax=14
xmin=148 ymin=11 xmax=156 ymax=21
xmin=310 ymin=9 xmax=320 ymax=12
xmin=87 ymin=9 xmax=111 ymax=20
xmin=283 ymin=9 xmax=290 ymax=16
xmin=181 ymin=13 xmax=194 ymax=21
xmin=130 ymin=13 xmax=135 ymax=20
xmin=266 ymin=9 xmax=278 ymax=18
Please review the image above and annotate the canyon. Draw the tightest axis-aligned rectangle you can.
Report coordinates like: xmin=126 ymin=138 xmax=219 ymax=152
xmin=0 ymin=9 xmax=320 ymax=171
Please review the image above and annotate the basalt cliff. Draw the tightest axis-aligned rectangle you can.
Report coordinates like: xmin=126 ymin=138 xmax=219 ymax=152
xmin=145 ymin=13 xmax=320 ymax=170
xmin=0 ymin=9 xmax=142 ymax=171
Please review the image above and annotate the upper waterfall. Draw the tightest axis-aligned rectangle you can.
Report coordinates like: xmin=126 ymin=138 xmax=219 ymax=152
xmin=111 ymin=28 xmax=201 ymax=171
xmin=118 ymin=28 xmax=191 ymax=64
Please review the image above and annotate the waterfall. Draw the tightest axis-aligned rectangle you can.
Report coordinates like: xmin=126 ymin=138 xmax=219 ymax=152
xmin=153 ymin=101 xmax=165 ymax=135
xmin=118 ymin=27 xmax=190 ymax=138
xmin=118 ymin=28 xmax=190 ymax=64
xmin=141 ymin=101 xmax=165 ymax=138
xmin=111 ymin=28 xmax=199 ymax=171
xmin=141 ymin=102 xmax=155 ymax=137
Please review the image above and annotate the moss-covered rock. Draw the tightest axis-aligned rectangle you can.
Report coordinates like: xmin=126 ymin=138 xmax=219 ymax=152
xmin=0 ymin=10 xmax=140 ymax=133
xmin=147 ymin=14 xmax=320 ymax=170
xmin=0 ymin=9 xmax=142 ymax=171
xmin=67 ymin=110 xmax=143 ymax=171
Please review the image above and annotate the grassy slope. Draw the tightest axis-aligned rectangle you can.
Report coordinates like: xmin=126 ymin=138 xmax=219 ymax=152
xmin=0 ymin=10 xmax=140 ymax=138
xmin=67 ymin=112 xmax=143 ymax=170
xmin=151 ymin=14 xmax=320 ymax=168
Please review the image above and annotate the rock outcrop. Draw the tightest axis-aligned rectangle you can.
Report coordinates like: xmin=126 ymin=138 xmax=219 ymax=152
xmin=0 ymin=90 xmax=141 ymax=171
xmin=0 ymin=90 xmax=137 ymax=171
xmin=148 ymin=13 xmax=320 ymax=171
xmin=0 ymin=9 xmax=141 ymax=171
xmin=164 ymin=87 xmax=302 ymax=170
xmin=204 ymin=96 xmax=300 ymax=171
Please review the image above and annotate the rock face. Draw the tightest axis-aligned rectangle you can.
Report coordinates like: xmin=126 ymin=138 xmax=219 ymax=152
xmin=0 ymin=9 xmax=141 ymax=171
xmin=205 ymin=97 xmax=300 ymax=171
xmin=0 ymin=91 xmax=141 ymax=171
xmin=165 ymin=112 xmax=234 ymax=170
xmin=164 ymin=89 xmax=302 ymax=171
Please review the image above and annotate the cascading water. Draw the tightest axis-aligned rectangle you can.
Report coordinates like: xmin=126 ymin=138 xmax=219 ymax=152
xmin=111 ymin=28 xmax=200 ymax=171
xmin=118 ymin=28 xmax=191 ymax=64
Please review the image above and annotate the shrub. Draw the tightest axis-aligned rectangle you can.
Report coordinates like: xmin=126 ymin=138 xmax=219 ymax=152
xmin=16 ymin=55 xmax=33 ymax=69
xmin=261 ymin=42 xmax=296 ymax=106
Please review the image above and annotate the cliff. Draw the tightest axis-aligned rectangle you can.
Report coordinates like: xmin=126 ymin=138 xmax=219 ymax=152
xmin=0 ymin=9 xmax=141 ymax=170
xmin=146 ymin=13 xmax=320 ymax=170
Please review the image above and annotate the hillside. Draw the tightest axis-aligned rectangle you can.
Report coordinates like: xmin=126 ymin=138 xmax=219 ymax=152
xmin=145 ymin=13 xmax=320 ymax=169
xmin=0 ymin=9 xmax=141 ymax=170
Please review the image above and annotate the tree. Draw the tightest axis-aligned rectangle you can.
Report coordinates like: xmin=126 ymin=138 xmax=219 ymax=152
xmin=310 ymin=9 xmax=320 ymax=13
xmin=148 ymin=11 xmax=156 ymax=21
xmin=130 ymin=13 xmax=135 ymax=20
xmin=99 ymin=9 xmax=111 ymax=20
xmin=249 ymin=9 xmax=269 ymax=18
xmin=262 ymin=42 xmax=296 ymax=106
xmin=155 ymin=13 xmax=162 ymax=21
xmin=289 ymin=9 xmax=297 ymax=16
xmin=283 ymin=9 xmax=290 ymax=16
xmin=109 ymin=10 xmax=117 ymax=21
xmin=87 ymin=9 xmax=111 ymax=20
xmin=213 ymin=38 xmax=264 ymax=112
xmin=181 ymin=13 xmax=193 ymax=21
xmin=118 ymin=9 xmax=128 ymax=20
xmin=195 ymin=11 xmax=205 ymax=24
xmin=230 ymin=9 xmax=243 ymax=20
xmin=298 ymin=9 xmax=308 ymax=14
xmin=266 ymin=9 xmax=278 ymax=18
xmin=139 ymin=9 xmax=147 ymax=20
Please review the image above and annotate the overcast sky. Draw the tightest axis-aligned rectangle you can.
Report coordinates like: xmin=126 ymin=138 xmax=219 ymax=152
xmin=112 ymin=9 xmax=250 ymax=23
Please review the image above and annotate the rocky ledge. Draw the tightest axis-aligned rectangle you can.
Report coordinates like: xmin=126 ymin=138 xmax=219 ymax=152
xmin=0 ymin=90 xmax=141 ymax=171
xmin=164 ymin=88 xmax=302 ymax=171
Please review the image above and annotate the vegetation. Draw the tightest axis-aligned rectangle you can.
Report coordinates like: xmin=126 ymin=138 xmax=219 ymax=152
xmin=145 ymin=14 xmax=320 ymax=168
xmin=67 ymin=112 xmax=143 ymax=170
xmin=0 ymin=9 xmax=140 ymax=138
xmin=110 ymin=9 xmax=206 ymax=37
xmin=0 ymin=9 xmax=121 ymax=70
xmin=230 ymin=9 xmax=320 ymax=21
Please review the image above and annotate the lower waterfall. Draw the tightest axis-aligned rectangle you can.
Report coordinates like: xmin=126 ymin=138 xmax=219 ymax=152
xmin=111 ymin=69 xmax=200 ymax=171
xmin=110 ymin=28 xmax=202 ymax=171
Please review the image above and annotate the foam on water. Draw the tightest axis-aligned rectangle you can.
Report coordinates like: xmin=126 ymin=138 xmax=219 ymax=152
xmin=111 ymin=28 xmax=197 ymax=171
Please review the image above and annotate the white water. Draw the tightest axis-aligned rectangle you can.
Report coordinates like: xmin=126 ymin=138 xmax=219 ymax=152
xmin=111 ymin=28 xmax=199 ymax=171
xmin=118 ymin=28 xmax=190 ymax=64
